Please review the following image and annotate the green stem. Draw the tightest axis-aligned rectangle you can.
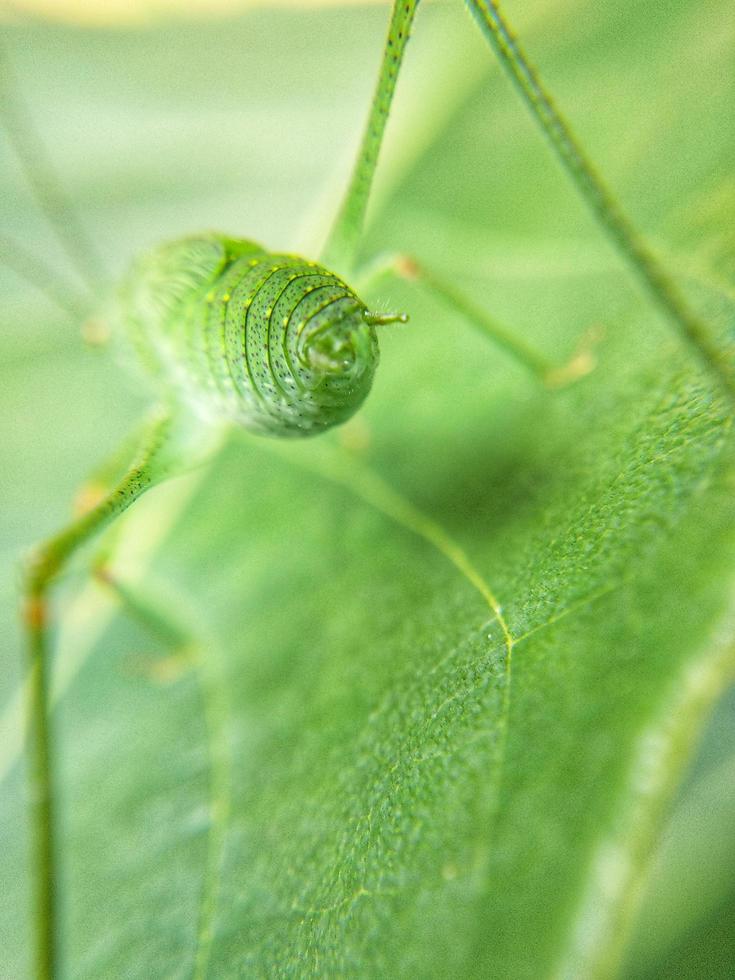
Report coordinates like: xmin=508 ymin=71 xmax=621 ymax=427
xmin=321 ymin=0 xmax=419 ymax=273
xmin=464 ymin=0 xmax=735 ymax=399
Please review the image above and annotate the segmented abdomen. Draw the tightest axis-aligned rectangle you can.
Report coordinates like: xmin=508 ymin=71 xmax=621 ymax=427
xmin=117 ymin=234 xmax=379 ymax=437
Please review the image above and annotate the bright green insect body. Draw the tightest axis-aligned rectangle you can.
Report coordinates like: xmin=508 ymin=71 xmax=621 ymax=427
xmin=118 ymin=233 xmax=380 ymax=437
xmin=3 ymin=0 xmax=732 ymax=978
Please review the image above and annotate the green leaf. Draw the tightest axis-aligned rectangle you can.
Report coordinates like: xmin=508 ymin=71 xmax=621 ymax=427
xmin=1 ymin=1 xmax=734 ymax=977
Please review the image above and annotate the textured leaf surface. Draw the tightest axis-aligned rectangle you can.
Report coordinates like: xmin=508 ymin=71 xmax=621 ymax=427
xmin=1 ymin=2 xmax=734 ymax=977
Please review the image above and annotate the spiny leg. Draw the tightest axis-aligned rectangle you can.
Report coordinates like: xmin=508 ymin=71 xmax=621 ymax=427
xmin=319 ymin=0 xmax=594 ymax=387
xmin=22 ymin=409 xmax=180 ymax=980
xmin=322 ymin=0 xmax=733 ymax=398
xmin=321 ymin=0 xmax=419 ymax=273
xmin=358 ymin=253 xmax=596 ymax=388
xmin=464 ymin=0 xmax=735 ymax=399
xmin=72 ymin=415 xmax=173 ymax=518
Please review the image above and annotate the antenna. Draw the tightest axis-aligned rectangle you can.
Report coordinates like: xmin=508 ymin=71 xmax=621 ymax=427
xmin=0 ymin=41 xmax=105 ymax=300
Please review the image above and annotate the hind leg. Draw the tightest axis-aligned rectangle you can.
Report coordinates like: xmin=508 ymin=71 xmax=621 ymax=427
xmin=358 ymin=253 xmax=597 ymax=388
xmin=22 ymin=409 xmax=179 ymax=979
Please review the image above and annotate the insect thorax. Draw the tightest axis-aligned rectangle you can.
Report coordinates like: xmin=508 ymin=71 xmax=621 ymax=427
xmin=116 ymin=233 xmax=380 ymax=437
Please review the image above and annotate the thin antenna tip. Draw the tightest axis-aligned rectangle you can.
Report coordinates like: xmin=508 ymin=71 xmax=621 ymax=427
xmin=364 ymin=310 xmax=409 ymax=327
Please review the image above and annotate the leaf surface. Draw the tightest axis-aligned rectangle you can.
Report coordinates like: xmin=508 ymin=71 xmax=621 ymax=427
xmin=1 ymin=2 xmax=734 ymax=977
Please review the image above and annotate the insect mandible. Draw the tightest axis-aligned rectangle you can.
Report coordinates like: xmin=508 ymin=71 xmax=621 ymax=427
xmin=2 ymin=2 xmax=732 ymax=978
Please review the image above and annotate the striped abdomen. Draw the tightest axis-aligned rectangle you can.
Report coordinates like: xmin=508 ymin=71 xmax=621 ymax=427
xmin=116 ymin=233 xmax=380 ymax=437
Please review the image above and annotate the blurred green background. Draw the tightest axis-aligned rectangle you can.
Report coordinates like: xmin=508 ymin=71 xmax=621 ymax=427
xmin=1 ymin=1 xmax=734 ymax=976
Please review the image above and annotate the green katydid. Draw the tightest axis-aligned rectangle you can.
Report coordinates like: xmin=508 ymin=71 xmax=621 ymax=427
xmin=2 ymin=3 xmax=732 ymax=978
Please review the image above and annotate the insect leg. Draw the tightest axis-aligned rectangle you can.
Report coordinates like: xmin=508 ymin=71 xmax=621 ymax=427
xmin=72 ymin=414 xmax=172 ymax=518
xmin=464 ymin=0 xmax=735 ymax=399
xmin=21 ymin=408 xmax=187 ymax=980
xmin=88 ymin=554 xmax=230 ymax=980
xmin=321 ymin=0 xmax=419 ymax=273
xmin=92 ymin=550 xmax=193 ymax=655
xmin=359 ymin=253 xmax=596 ymax=388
